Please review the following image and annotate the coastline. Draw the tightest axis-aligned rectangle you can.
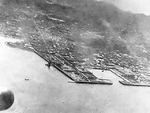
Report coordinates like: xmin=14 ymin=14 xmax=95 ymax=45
xmin=0 ymin=35 xmax=150 ymax=113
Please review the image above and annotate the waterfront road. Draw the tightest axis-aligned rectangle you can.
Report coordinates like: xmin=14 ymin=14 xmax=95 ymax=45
xmin=0 ymin=36 xmax=150 ymax=113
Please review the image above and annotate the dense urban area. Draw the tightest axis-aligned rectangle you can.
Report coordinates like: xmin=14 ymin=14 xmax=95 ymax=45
xmin=1 ymin=0 xmax=150 ymax=86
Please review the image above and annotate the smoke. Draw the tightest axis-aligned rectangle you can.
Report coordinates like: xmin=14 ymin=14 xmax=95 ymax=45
xmin=1 ymin=0 xmax=149 ymax=68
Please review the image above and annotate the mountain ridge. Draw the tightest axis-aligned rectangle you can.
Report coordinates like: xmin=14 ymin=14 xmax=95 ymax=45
xmin=1 ymin=0 xmax=150 ymax=76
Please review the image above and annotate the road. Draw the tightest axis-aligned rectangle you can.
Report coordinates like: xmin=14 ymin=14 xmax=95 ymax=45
xmin=0 ymin=36 xmax=150 ymax=113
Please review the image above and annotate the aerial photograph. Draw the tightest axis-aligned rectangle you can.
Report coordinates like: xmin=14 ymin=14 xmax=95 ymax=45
xmin=0 ymin=0 xmax=150 ymax=112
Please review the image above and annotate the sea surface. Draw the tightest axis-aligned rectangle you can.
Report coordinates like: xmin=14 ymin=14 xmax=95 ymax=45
xmin=0 ymin=36 xmax=150 ymax=113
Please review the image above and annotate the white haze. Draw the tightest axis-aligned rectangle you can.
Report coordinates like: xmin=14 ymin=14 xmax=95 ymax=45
xmin=97 ymin=0 xmax=150 ymax=15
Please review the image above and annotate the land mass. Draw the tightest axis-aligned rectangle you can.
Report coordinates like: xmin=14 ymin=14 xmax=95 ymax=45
xmin=0 ymin=0 xmax=150 ymax=86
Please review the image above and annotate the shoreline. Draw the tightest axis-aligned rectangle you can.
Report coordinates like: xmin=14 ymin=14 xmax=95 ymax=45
xmin=0 ymin=35 xmax=150 ymax=113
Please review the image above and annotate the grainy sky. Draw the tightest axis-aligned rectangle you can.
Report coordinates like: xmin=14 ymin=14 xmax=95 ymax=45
xmin=98 ymin=0 xmax=150 ymax=15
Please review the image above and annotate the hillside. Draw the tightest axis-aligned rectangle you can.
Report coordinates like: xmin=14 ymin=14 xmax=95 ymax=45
xmin=1 ymin=0 xmax=150 ymax=85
